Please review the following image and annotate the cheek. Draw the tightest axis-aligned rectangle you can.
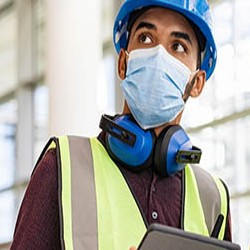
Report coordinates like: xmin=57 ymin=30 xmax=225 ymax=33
xmin=182 ymin=54 xmax=198 ymax=72
xmin=189 ymin=50 xmax=199 ymax=70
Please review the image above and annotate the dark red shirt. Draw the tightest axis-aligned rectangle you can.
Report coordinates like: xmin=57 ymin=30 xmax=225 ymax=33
xmin=10 ymin=138 xmax=231 ymax=249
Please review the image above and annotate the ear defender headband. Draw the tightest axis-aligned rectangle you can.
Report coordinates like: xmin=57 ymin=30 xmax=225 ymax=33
xmin=99 ymin=114 xmax=202 ymax=177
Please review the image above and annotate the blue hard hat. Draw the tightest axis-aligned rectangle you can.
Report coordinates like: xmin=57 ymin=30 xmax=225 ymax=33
xmin=113 ymin=0 xmax=217 ymax=80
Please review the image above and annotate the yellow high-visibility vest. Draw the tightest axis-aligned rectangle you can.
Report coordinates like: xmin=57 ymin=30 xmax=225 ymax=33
xmin=39 ymin=136 xmax=228 ymax=250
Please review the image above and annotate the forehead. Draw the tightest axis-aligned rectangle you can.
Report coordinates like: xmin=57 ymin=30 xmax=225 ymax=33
xmin=130 ymin=7 xmax=197 ymax=40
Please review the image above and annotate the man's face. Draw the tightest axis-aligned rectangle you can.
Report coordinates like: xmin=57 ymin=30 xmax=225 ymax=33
xmin=118 ymin=7 xmax=205 ymax=133
xmin=127 ymin=7 xmax=199 ymax=72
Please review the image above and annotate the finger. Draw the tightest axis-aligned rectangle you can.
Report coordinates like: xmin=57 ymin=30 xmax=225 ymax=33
xmin=129 ymin=247 xmax=137 ymax=250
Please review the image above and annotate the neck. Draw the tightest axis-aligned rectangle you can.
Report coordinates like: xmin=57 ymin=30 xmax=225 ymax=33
xmin=122 ymin=102 xmax=183 ymax=137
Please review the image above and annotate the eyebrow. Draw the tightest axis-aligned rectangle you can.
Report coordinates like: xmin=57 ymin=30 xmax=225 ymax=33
xmin=171 ymin=31 xmax=192 ymax=45
xmin=134 ymin=21 xmax=157 ymax=32
xmin=133 ymin=21 xmax=193 ymax=46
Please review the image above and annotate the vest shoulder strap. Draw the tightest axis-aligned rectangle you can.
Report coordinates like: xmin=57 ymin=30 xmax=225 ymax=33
xmin=53 ymin=136 xmax=146 ymax=250
xmin=190 ymin=164 xmax=229 ymax=239
xmin=34 ymin=136 xmax=97 ymax=250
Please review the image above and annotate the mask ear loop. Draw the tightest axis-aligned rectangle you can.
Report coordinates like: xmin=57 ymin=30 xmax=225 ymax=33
xmin=183 ymin=69 xmax=200 ymax=103
xmin=191 ymin=69 xmax=200 ymax=77
xmin=123 ymin=50 xmax=130 ymax=77
xmin=189 ymin=69 xmax=200 ymax=85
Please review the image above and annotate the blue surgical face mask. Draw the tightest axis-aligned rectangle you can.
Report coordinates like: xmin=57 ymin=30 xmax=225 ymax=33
xmin=121 ymin=44 xmax=196 ymax=130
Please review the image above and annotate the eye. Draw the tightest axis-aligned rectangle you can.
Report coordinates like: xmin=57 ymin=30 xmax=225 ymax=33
xmin=173 ymin=42 xmax=186 ymax=53
xmin=139 ymin=33 xmax=153 ymax=44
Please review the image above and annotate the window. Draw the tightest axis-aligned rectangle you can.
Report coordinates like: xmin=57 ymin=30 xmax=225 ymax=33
xmin=0 ymin=8 xmax=17 ymax=95
xmin=0 ymin=0 xmax=47 ymax=246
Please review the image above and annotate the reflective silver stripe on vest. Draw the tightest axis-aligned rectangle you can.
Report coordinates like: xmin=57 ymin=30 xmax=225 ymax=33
xmin=68 ymin=136 xmax=98 ymax=249
xmin=191 ymin=165 xmax=222 ymax=234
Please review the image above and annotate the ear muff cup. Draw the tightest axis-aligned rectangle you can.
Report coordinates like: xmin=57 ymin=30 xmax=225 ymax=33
xmin=154 ymin=125 xmax=193 ymax=177
xmin=105 ymin=115 xmax=156 ymax=172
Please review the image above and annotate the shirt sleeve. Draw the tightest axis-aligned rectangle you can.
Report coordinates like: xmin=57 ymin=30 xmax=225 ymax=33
xmin=10 ymin=149 xmax=61 ymax=250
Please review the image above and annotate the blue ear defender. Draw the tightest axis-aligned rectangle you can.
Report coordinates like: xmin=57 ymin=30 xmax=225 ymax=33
xmin=99 ymin=114 xmax=201 ymax=176
xmin=154 ymin=125 xmax=202 ymax=177
xmin=99 ymin=114 xmax=156 ymax=171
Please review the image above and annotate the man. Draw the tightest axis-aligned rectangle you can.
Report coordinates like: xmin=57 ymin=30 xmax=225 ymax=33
xmin=11 ymin=0 xmax=232 ymax=249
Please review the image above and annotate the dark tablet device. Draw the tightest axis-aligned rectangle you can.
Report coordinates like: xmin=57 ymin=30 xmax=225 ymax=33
xmin=138 ymin=224 xmax=241 ymax=250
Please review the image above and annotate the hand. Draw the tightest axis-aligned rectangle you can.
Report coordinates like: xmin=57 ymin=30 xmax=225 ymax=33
xmin=129 ymin=247 xmax=137 ymax=250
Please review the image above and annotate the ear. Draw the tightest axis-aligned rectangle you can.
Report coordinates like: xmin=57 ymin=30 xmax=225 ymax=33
xmin=118 ymin=48 xmax=127 ymax=80
xmin=190 ymin=70 xmax=206 ymax=97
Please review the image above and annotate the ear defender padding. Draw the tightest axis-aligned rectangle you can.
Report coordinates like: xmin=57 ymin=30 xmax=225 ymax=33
xmin=105 ymin=115 xmax=156 ymax=171
xmin=154 ymin=125 xmax=194 ymax=177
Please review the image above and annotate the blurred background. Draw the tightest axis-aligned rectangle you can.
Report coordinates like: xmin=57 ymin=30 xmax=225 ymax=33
xmin=0 ymin=0 xmax=250 ymax=249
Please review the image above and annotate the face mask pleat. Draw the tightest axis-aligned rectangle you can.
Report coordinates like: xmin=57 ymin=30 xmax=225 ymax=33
xmin=122 ymin=44 xmax=193 ymax=130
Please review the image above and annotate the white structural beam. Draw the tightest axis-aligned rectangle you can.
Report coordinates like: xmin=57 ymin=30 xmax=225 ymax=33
xmin=46 ymin=0 xmax=102 ymax=137
xmin=15 ymin=0 xmax=34 ymax=181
